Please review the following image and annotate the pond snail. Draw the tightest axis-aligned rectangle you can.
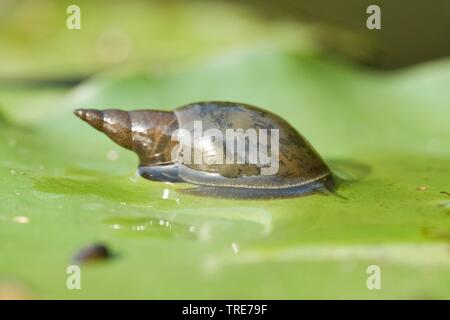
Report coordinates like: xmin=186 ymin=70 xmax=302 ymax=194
xmin=74 ymin=101 xmax=334 ymax=199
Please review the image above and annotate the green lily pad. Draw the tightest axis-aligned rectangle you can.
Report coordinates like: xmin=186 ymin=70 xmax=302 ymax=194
xmin=0 ymin=48 xmax=449 ymax=299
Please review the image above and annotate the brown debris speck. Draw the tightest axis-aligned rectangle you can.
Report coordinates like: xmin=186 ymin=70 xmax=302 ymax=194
xmin=72 ymin=243 xmax=113 ymax=264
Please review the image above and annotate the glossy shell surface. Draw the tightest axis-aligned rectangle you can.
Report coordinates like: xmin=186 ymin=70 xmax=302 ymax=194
xmin=172 ymin=101 xmax=332 ymax=190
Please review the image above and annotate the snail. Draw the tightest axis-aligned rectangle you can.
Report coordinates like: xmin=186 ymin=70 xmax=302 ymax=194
xmin=74 ymin=101 xmax=334 ymax=199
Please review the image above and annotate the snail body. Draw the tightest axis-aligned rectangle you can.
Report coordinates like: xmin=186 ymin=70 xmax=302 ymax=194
xmin=74 ymin=101 xmax=334 ymax=199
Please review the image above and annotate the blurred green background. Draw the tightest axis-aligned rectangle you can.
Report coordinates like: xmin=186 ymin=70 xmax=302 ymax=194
xmin=0 ymin=0 xmax=449 ymax=299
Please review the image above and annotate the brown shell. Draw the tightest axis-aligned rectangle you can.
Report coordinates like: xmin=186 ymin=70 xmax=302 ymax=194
xmin=74 ymin=101 xmax=334 ymax=197
xmin=173 ymin=102 xmax=331 ymax=189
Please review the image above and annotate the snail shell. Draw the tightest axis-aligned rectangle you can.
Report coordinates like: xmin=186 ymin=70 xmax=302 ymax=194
xmin=74 ymin=101 xmax=334 ymax=199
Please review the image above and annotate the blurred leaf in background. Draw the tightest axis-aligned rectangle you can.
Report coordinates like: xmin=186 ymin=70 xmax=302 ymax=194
xmin=0 ymin=0 xmax=307 ymax=81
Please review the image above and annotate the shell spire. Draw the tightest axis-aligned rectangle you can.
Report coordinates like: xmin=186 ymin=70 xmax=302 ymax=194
xmin=74 ymin=108 xmax=133 ymax=150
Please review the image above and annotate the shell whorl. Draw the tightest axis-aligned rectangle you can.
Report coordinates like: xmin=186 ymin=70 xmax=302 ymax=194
xmin=74 ymin=109 xmax=133 ymax=150
xmin=74 ymin=108 xmax=179 ymax=166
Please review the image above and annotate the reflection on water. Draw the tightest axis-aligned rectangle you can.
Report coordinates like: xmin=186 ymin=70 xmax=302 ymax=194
xmin=13 ymin=215 xmax=29 ymax=224
xmin=104 ymin=216 xmax=195 ymax=239
xmin=103 ymin=206 xmax=272 ymax=243
xmin=31 ymin=165 xmax=351 ymax=253
xmin=223 ymin=243 xmax=450 ymax=267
